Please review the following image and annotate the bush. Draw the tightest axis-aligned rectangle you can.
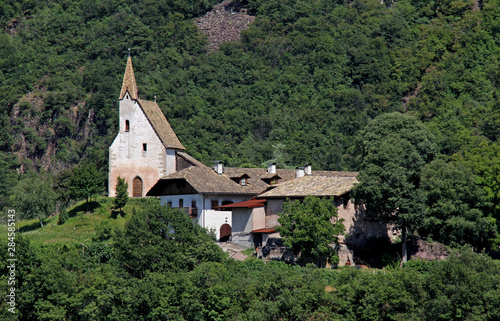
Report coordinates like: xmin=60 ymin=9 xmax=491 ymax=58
xmin=57 ymin=209 xmax=69 ymax=225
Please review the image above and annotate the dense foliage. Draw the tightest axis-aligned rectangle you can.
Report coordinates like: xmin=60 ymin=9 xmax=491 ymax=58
xmin=1 ymin=0 xmax=499 ymax=318
xmin=277 ymin=196 xmax=345 ymax=267
xmin=2 ymin=229 xmax=500 ymax=320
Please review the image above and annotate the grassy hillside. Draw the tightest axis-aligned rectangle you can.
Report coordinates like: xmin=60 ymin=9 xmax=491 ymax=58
xmin=0 ymin=197 xmax=145 ymax=244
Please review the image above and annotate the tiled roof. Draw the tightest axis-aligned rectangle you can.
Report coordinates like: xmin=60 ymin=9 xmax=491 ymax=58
xmin=148 ymin=166 xmax=256 ymax=195
xmin=138 ymin=99 xmax=185 ymax=150
xmin=216 ymin=199 xmax=266 ymax=209
xmin=176 ymin=152 xmax=208 ymax=168
xmin=252 ymin=228 xmax=276 ymax=233
xmin=119 ymin=56 xmax=138 ymax=100
xmin=148 ymin=160 xmax=359 ymax=197
xmin=258 ymin=175 xmax=358 ymax=198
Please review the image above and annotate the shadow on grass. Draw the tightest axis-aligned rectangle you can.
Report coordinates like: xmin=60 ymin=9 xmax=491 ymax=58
xmin=19 ymin=218 xmax=51 ymax=233
xmin=110 ymin=209 xmax=125 ymax=219
xmin=68 ymin=201 xmax=100 ymax=217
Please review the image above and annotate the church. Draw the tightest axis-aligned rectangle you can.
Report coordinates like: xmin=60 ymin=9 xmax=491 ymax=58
xmin=108 ymin=54 xmax=187 ymax=197
xmin=109 ymin=56 xmax=391 ymax=259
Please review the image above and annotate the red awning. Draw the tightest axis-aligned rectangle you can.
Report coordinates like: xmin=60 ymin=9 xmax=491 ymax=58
xmin=251 ymin=228 xmax=276 ymax=233
xmin=216 ymin=199 xmax=266 ymax=209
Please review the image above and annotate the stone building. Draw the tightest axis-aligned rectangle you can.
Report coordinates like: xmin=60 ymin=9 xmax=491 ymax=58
xmin=109 ymin=56 xmax=390 ymax=264
xmin=108 ymin=56 xmax=185 ymax=197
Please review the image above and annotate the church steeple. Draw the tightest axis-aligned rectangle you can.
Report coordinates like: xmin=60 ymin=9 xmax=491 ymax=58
xmin=119 ymin=51 xmax=138 ymax=100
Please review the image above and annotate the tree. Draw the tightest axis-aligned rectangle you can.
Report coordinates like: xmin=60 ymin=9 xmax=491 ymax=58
xmin=11 ymin=171 xmax=57 ymax=227
xmin=114 ymin=198 xmax=225 ymax=277
xmin=419 ymin=159 xmax=498 ymax=250
xmin=452 ymin=141 xmax=500 ymax=220
xmin=113 ymin=176 xmax=128 ymax=212
xmin=276 ymin=196 xmax=345 ymax=267
xmin=352 ymin=112 xmax=437 ymax=264
xmin=68 ymin=163 xmax=104 ymax=207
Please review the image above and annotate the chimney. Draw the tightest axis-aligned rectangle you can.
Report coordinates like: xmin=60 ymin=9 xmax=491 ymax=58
xmin=296 ymin=167 xmax=305 ymax=178
xmin=304 ymin=163 xmax=312 ymax=175
xmin=268 ymin=162 xmax=276 ymax=174
xmin=213 ymin=161 xmax=224 ymax=175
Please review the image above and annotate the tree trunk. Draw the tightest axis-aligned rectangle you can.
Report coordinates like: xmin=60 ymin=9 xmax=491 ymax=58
xmin=400 ymin=227 xmax=407 ymax=267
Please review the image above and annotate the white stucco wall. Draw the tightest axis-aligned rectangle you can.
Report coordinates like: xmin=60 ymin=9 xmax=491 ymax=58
xmin=160 ymin=194 xmax=251 ymax=240
xmin=109 ymin=96 xmax=168 ymax=197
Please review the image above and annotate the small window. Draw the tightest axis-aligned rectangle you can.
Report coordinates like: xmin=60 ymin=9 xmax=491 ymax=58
xmin=179 ymin=199 xmax=184 ymax=208
xmin=221 ymin=201 xmax=233 ymax=206
xmin=211 ymin=200 xmax=219 ymax=209
xmin=125 ymin=120 xmax=130 ymax=132
xmin=240 ymin=178 xmax=247 ymax=186
xmin=191 ymin=200 xmax=197 ymax=208
xmin=143 ymin=143 xmax=147 ymax=152
xmin=167 ymin=201 xmax=172 ymax=207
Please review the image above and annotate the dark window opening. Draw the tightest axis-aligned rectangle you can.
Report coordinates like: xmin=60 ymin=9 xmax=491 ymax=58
xmin=179 ymin=199 xmax=184 ymax=208
xmin=143 ymin=143 xmax=147 ymax=152
xmin=221 ymin=201 xmax=233 ymax=206
xmin=191 ymin=200 xmax=196 ymax=208
xmin=125 ymin=120 xmax=130 ymax=132
xmin=211 ymin=200 xmax=219 ymax=209
xmin=167 ymin=201 xmax=172 ymax=207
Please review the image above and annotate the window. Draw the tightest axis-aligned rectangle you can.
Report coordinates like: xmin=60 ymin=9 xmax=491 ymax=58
xmin=143 ymin=143 xmax=147 ymax=152
xmin=211 ymin=200 xmax=219 ymax=209
xmin=167 ymin=201 xmax=172 ymax=207
xmin=125 ymin=120 xmax=130 ymax=132
xmin=179 ymin=199 xmax=184 ymax=208
xmin=191 ymin=200 xmax=197 ymax=208
xmin=240 ymin=178 xmax=247 ymax=186
xmin=221 ymin=201 xmax=233 ymax=206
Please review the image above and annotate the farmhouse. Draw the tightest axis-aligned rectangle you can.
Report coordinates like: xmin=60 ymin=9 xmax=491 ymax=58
xmin=109 ymin=56 xmax=390 ymax=257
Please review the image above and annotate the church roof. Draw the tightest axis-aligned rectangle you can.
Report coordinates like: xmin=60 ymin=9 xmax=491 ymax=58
xmin=119 ymin=56 xmax=138 ymax=100
xmin=138 ymin=99 xmax=185 ymax=150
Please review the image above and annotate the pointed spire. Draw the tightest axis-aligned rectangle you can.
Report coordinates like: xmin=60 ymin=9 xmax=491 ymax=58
xmin=119 ymin=50 xmax=138 ymax=100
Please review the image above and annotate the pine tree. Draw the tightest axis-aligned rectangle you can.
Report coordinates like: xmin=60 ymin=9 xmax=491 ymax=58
xmin=114 ymin=177 xmax=128 ymax=212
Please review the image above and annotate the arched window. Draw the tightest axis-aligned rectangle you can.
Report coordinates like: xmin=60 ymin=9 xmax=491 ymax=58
xmin=125 ymin=120 xmax=130 ymax=132
xmin=133 ymin=177 xmax=142 ymax=197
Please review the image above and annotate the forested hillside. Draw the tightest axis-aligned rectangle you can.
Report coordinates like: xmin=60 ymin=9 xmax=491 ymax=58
xmin=0 ymin=0 xmax=499 ymax=218
xmin=1 ymin=2 xmax=500 ymax=318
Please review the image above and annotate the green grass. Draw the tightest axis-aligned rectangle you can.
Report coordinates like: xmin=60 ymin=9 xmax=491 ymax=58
xmin=0 ymin=197 xmax=146 ymax=245
xmin=241 ymin=248 xmax=256 ymax=256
